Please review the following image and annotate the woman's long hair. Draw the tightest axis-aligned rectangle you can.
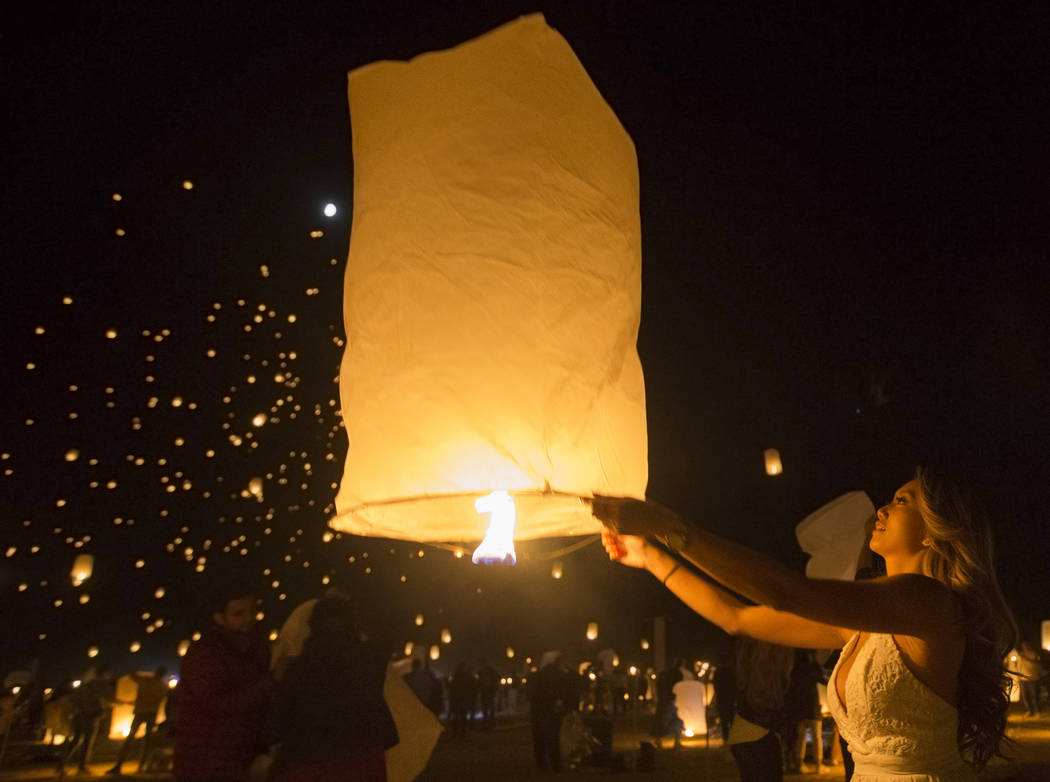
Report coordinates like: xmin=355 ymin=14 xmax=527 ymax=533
xmin=734 ymin=637 xmax=795 ymax=717
xmin=915 ymin=466 xmax=1018 ymax=769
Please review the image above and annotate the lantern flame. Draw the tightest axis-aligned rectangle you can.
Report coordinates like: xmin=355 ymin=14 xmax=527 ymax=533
xmin=471 ymin=490 xmax=517 ymax=565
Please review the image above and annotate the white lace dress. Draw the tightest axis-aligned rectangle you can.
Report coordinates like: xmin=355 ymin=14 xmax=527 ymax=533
xmin=826 ymin=632 xmax=977 ymax=781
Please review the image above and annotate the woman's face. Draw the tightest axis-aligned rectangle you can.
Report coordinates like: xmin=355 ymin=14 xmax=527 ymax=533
xmin=870 ymin=478 xmax=928 ymax=559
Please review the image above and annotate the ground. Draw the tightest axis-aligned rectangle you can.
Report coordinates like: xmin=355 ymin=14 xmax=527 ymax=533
xmin=1 ymin=710 xmax=1047 ymax=781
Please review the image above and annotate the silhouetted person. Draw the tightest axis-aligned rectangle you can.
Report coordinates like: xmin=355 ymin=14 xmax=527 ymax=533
xmin=712 ymin=652 xmax=737 ymax=740
xmin=528 ymin=652 xmax=575 ymax=772
xmin=784 ymin=649 xmax=825 ymax=773
xmin=478 ymin=660 xmax=499 ymax=728
xmin=725 ymin=639 xmax=793 ymax=782
xmin=448 ymin=663 xmax=476 ymax=739
xmin=107 ymin=665 xmax=169 ymax=775
xmin=270 ymin=597 xmax=398 ymax=781
xmin=653 ymin=660 xmax=684 ymax=749
xmin=57 ymin=664 xmax=115 ymax=777
xmin=404 ymin=657 xmax=442 ymax=718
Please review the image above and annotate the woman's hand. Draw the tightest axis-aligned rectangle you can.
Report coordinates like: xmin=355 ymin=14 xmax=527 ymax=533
xmin=591 ymin=496 xmax=685 ymax=539
xmin=601 ymin=529 xmax=650 ymax=569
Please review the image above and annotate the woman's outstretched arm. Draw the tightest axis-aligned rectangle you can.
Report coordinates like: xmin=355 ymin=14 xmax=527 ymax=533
xmin=594 ymin=497 xmax=957 ymax=638
xmin=606 ymin=532 xmax=849 ymax=650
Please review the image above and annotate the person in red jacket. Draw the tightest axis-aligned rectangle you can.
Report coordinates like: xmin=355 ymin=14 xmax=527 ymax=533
xmin=174 ymin=581 xmax=274 ymax=782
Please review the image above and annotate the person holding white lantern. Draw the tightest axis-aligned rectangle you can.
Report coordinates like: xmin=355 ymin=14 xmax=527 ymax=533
xmin=594 ymin=467 xmax=1017 ymax=781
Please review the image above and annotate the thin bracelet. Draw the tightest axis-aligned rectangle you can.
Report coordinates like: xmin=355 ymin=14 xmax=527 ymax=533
xmin=662 ymin=562 xmax=681 ymax=586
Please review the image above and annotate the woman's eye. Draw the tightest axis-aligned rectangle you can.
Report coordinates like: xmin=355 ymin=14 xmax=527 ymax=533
xmin=894 ymin=496 xmax=905 ymax=504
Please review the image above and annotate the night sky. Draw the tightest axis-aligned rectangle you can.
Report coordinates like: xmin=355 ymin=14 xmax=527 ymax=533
xmin=3 ymin=1 xmax=1048 ymax=683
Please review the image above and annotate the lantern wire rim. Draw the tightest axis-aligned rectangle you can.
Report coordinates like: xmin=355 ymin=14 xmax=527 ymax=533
xmin=333 ymin=488 xmax=608 ymax=561
xmin=338 ymin=487 xmax=593 ymax=511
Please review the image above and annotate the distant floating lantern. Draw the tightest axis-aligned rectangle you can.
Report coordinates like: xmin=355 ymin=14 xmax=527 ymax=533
xmin=764 ymin=448 xmax=783 ymax=476
xmin=248 ymin=477 xmax=264 ymax=500
xmin=640 ymin=638 xmax=650 ymax=651
xmin=428 ymin=644 xmax=440 ymax=661
xmin=87 ymin=646 xmax=99 ymax=658
xmin=551 ymin=561 xmax=563 ymax=580
xmin=177 ymin=640 xmax=190 ymax=657
xmin=71 ymin=554 xmax=94 ymax=586
xmin=505 ymin=646 xmax=515 ymax=659
xmin=414 ymin=613 xmax=425 ymax=627
xmin=586 ymin=622 xmax=599 ymax=641
xmin=332 ymin=13 xmax=647 ymax=550
xmin=441 ymin=628 xmax=452 ymax=644
xmin=252 ymin=413 xmax=266 ymax=427
xmin=404 ymin=641 xmax=414 ymax=656
xmin=182 ymin=180 xmax=194 ymax=190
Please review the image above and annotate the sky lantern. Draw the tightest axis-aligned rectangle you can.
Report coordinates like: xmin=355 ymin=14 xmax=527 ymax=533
xmin=586 ymin=621 xmax=599 ymax=641
xmin=763 ymin=448 xmax=783 ymax=476
xmin=331 ymin=14 xmax=647 ymax=556
xmin=795 ymin=492 xmax=875 ymax=581
xmin=71 ymin=554 xmax=94 ymax=586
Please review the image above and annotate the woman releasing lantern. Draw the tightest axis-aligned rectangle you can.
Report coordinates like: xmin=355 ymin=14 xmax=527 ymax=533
xmin=593 ymin=467 xmax=1016 ymax=781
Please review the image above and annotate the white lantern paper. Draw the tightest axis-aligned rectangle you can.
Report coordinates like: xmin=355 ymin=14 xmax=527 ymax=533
xmin=332 ymin=13 xmax=647 ymax=542
xmin=672 ymin=680 xmax=708 ymax=737
xmin=795 ymin=491 xmax=875 ymax=581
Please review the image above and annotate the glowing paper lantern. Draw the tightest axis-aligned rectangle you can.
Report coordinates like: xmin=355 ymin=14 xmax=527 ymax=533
xmin=672 ymin=680 xmax=707 ymax=737
xmin=71 ymin=554 xmax=94 ymax=586
xmin=764 ymin=449 xmax=783 ymax=476
xmin=586 ymin=622 xmax=599 ymax=641
xmin=332 ymin=13 xmax=647 ymax=543
xmin=795 ymin=492 xmax=875 ymax=581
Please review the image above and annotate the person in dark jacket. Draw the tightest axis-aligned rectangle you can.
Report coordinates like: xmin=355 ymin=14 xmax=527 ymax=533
xmin=270 ymin=596 xmax=398 ymax=781
xmin=528 ymin=652 xmax=576 ymax=773
xmin=784 ymin=648 xmax=825 ymax=773
xmin=448 ymin=663 xmax=477 ymax=739
xmin=174 ymin=582 xmax=274 ymax=782
xmin=57 ymin=665 xmax=115 ymax=777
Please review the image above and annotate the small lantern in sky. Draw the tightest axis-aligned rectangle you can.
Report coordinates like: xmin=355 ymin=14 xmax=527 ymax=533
xmin=586 ymin=621 xmax=599 ymax=641
xmin=71 ymin=554 xmax=94 ymax=586
xmin=331 ymin=14 xmax=647 ymax=552
xmin=764 ymin=448 xmax=783 ymax=476
xmin=429 ymin=645 xmax=440 ymax=661
xmin=440 ymin=628 xmax=452 ymax=644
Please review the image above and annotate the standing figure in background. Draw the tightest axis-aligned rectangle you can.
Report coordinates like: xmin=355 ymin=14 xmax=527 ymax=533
xmin=653 ymin=661 xmax=684 ymax=749
xmin=174 ymin=581 xmax=274 ymax=782
xmin=57 ymin=665 xmax=115 ymax=777
xmin=477 ymin=660 xmax=499 ymax=728
xmin=269 ymin=596 xmax=398 ymax=781
xmin=1017 ymin=641 xmax=1043 ymax=717
xmin=784 ymin=649 xmax=826 ymax=774
xmin=107 ymin=665 xmax=169 ymax=776
xmin=448 ymin=663 xmax=476 ymax=740
xmin=712 ymin=650 xmax=737 ymax=741
xmin=726 ymin=639 xmax=794 ymax=782
xmin=528 ymin=651 xmax=575 ymax=773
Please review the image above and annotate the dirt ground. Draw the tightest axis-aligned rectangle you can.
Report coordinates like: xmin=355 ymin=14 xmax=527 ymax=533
xmin=1 ymin=710 xmax=1047 ymax=781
